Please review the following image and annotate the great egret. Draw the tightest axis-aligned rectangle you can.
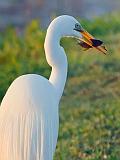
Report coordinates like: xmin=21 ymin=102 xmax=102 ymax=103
xmin=0 ymin=15 xmax=107 ymax=160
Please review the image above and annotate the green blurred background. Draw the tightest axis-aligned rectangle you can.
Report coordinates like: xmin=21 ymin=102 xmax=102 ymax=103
xmin=0 ymin=0 xmax=120 ymax=159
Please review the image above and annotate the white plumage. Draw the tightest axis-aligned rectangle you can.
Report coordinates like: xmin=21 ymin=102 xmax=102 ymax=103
xmin=0 ymin=15 xmax=100 ymax=160
xmin=0 ymin=74 xmax=58 ymax=160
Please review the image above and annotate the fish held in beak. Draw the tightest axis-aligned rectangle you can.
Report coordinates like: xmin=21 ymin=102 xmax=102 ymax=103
xmin=77 ymin=29 xmax=107 ymax=54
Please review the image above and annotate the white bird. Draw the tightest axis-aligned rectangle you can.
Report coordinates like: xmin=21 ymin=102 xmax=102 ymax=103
xmin=0 ymin=15 xmax=106 ymax=160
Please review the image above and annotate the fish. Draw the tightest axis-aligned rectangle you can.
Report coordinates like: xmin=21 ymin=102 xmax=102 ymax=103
xmin=78 ymin=38 xmax=107 ymax=54
xmin=90 ymin=39 xmax=103 ymax=47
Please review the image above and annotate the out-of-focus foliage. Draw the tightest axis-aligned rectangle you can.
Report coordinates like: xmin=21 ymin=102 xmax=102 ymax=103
xmin=0 ymin=20 xmax=49 ymax=100
xmin=0 ymin=12 xmax=120 ymax=159
xmin=80 ymin=12 xmax=120 ymax=36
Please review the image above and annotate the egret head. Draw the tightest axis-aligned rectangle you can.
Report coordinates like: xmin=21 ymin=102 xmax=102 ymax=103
xmin=47 ymin=15 xmax=107 ymax=54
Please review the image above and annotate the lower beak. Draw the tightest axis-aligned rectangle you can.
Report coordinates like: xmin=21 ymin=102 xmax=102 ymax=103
xmin=79 ymin=29 xmax=107 ymax=54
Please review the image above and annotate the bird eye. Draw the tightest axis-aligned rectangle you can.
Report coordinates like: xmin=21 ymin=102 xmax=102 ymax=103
xmin=75 ymin=23 xmax=81 ymax=31
xmin=75 ymin=23 xmax=79 ymax=27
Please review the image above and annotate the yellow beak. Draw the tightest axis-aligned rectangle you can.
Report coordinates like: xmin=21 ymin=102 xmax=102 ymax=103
xmin=79 ymin=29 xmax=107 ymax=54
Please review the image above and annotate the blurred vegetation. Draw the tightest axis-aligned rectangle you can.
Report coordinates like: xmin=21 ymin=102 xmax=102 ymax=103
xmin=0 ymin=12 xmax=120 ymax=159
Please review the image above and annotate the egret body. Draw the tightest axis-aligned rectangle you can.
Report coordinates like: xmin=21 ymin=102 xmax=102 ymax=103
xmin=0 ymin=15 xmax=106 ymax=160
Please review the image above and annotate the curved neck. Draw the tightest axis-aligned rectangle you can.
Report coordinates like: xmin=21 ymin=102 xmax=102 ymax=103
xmin=44 ymin=28 xmax=68 ymax=101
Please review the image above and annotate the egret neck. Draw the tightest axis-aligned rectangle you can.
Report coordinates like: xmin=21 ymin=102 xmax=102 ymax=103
xmin=44 ymin=25 xmax=68 ymax=102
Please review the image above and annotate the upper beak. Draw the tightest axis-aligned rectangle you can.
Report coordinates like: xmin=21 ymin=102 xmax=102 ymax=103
xmin=74 ymin=28 xmax=107 ymax=54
